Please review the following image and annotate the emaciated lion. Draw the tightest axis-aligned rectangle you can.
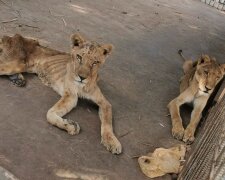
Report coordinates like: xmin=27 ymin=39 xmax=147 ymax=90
xmin=0 ymin=34 xmax=122 ymax=154
xmin=168 ymin=50 xmax=225 ymax=144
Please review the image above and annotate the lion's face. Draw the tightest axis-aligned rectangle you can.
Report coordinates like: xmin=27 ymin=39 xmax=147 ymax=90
xmin=70 ymin=34 xmax=113 ymax=87
xmin=195 ymin=55 xmax=225 ymax=94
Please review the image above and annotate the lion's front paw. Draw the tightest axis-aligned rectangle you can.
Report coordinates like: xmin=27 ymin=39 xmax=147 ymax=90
xmin=101 ymin=132 xmax=122 ymax=154
xmin=183 ymin=128 xmax=195 ymax=144
xmin=172 ymin=125 xmax=184 ymax=140
xmin=66 ymin=120 xmax=80 ymax=135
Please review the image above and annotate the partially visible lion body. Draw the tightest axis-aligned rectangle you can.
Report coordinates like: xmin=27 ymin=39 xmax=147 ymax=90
xmin=168 ymin=51 xmax=225 ymax=144
xmin=0 ymin=34 xmax=122 ymax=154
xmin=0 ymin=35 xmax=70 ymax=95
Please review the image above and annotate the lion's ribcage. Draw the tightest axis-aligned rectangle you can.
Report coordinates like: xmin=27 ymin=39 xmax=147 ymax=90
xmin=35 ymin=55 xmax=70 ymax=86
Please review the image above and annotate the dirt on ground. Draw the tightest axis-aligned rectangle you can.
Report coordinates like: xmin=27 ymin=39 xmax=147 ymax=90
xmin=0 ymin=0 xmax=224 ymax=180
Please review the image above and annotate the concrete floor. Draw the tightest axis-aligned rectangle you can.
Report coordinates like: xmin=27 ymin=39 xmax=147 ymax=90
xmin=0 ymin=0 xmax=225 ymax=179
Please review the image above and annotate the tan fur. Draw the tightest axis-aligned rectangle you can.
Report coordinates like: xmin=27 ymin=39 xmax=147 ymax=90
xmin=0 ymin=34 xmax=122 ymax=154
xmin=138 ymin=145 xmax=186 ymax=178
xmin=168 ymin=53 xmax=225 ymax=144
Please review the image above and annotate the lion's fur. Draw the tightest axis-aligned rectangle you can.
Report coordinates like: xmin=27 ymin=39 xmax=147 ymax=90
xmin=0 ymin=34 xmax=122 ymax=154
xmin=168 ymin=51 xmax=225 ymax=143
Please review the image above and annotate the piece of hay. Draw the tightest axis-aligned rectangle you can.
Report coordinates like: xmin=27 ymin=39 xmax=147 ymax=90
xmin=138 ymin=145 xmax=186 ymax=178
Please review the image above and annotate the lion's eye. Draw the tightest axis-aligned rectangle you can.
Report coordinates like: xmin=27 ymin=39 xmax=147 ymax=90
xmin=216 ymin=77 xmax=220 ymax=81
xmin=76 ymin=54 xmax=82 ymax=63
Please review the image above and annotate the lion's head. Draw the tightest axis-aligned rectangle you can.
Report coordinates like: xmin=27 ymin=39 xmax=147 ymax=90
xmin=195 ymin=55 xmax=225 ymax=94
xmin=70 ymin=34 xmax=113 ymax=89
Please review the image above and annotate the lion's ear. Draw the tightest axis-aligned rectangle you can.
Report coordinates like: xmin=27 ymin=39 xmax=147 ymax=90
xmin=101 ymin=44 xmax=114 ymax=57
xmin=71 ymin=34 xmax=85 ymax=47
xmin=198 ymin=54 xmax=211 ymax=65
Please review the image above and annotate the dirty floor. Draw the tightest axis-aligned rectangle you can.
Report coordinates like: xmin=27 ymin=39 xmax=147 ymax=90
xmin=0 ymin=0 xmax=225 ymax=180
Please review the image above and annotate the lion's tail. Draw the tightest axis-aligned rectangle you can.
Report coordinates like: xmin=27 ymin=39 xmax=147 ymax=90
xmin=178 ymin=49 xmax=194 ymax=73
xmin=178 ymin=49 xmax=186 ymax=61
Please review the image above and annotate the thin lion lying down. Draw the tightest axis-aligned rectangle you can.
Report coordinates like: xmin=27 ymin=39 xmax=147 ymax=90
xmin=168 ymin=50 xmax=225 ymax=144
xmin=0 ymin=34 xmax=122 ymax=154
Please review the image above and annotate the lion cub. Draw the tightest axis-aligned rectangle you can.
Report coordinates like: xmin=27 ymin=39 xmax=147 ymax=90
xmin=0 ymin=34 xmax=122 ymax=154
xmin=168 ymin=50 xmax=225 ymax=144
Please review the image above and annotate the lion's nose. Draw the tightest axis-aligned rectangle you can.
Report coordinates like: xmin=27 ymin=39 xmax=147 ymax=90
xmin=205 ymin=86 xmax=211 ymax=91
xmin=79 ymin=75 xmax=86 ymax=81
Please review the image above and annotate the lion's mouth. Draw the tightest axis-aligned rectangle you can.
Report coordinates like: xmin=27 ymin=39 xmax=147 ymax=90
xmin=75 ymin=76 xmax=87 ymax=84
xmin=75 ymin=79 xmax=87 ymax=85
xmin=199 ymin=88 xmax=209 ymax=94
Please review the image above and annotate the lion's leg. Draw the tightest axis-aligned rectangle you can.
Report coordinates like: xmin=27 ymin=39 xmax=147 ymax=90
xmin=47 ymin=92 xmax=80 ymax=135
xmin=183 ymin=96 xmax=208 ymax=144
xmin=0 ymin=61 xmax=26 ymax=86
xmin=0 ymin=61 xmax=26 ymax=75
xmin=88 ymin=86 xmax=122 ymax=154
xmin=167 ymin=89 xmax=194 ymax=140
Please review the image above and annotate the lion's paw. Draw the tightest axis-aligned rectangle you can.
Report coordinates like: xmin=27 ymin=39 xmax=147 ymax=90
xmin=11 ymin=79 xmax=26 ymax=87
xmin=172 ymin=125 xmax=184 ymax=140
xmin=101 ymin=132 xmax=122 ymax=154
xmin=66 ymin=120 xmax=80 ymax=135
xmin=9 ymin=74 xmax=26 ymax=87
xmin=183 ymin=128 xmax=195 ymax=144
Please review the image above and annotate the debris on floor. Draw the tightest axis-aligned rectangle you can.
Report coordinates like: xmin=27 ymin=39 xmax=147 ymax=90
xmin=138 ymin=145 xmax=186 ymax=178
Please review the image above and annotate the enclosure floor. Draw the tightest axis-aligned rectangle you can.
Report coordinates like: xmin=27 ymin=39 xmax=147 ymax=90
xmin=0 ymin=0 xmax=224 ymax=180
